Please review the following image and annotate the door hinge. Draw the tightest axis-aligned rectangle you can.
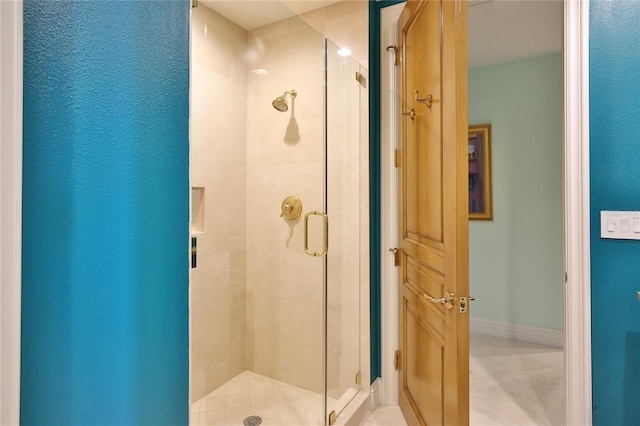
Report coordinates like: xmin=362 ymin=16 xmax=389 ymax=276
xmin=191 ymin=0 xmax=198 ymax=8
xmin=329 ymin=410 xmax=337 ymax=425
xmin=388 ymin=45 xmax=401 ymax=67
xmin=355 ymin=71 xmax=366 ymax=86
xmin=355 ymin=371 xmax=361 ymax=384
xmin=386 ymin=45 xmax=398 ymax=66
xmin=394 ymin=350 xmax=401 ymax=371
xmin=395 ymin=149 xmax=401 ymax=168
xmin=389 ymin=248 xmax=400 ymax=267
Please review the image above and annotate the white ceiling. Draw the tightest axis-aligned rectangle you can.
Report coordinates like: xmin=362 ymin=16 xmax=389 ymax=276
xmin=468 ymin=0 xmax=562 ymax=68
xmin=199 ymin=0 xmax=563 ymax=67
xmin=200 ymin=1 xmax=342 ymax=31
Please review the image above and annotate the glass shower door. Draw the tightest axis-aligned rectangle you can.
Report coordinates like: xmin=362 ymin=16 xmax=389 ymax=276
xmin=244 ymin=14 xmax=328 ymax=426
xmin=325 ymin=38 xmax=364 ymax=423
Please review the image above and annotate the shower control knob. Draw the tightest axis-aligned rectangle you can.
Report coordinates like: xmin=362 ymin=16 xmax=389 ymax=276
xmin=280 ymin=196 xmax=302 ymax=220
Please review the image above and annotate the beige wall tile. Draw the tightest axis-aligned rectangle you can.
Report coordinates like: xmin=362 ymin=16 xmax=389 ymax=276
xmin=191 ymin=4 xmax=248 ymax=402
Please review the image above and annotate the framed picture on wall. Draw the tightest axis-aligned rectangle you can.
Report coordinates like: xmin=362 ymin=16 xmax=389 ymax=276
xmin=468 ymin=124 xmax=493 ymax=220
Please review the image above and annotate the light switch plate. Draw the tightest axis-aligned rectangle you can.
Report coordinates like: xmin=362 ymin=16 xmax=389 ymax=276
xmin=600 ymin=211 xmax=640 ymax=240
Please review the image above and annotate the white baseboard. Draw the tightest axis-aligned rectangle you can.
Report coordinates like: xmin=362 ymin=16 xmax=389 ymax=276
xmin=470 ymin=317 xmax=564 ymax=348
xmin=368 ymin=377 xmax=381 ymax=411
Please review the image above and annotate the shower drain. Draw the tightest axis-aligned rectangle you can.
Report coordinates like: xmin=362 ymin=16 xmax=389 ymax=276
xmin=243 ymin=415 xmax=262 ymax=426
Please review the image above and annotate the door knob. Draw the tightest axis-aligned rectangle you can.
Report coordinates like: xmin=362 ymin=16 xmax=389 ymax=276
xmin=423 ymin=291 xmax=454 ymax=309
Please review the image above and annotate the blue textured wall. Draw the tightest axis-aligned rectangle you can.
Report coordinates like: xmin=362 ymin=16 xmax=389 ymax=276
xmin=590 ymin=1 xmax=640 ymax=424
xmin=21 ymin=1 xmax=190 ymax=424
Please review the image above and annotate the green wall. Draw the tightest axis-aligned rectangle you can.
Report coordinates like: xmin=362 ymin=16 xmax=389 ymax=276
xmin=468 ymin=53 xmax=563 ymax=330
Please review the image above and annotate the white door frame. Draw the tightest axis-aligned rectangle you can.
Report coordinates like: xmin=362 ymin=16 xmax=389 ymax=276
xmin=562 ymin=1 xmax=592 ymax=423
xmin=1 ymin=1 xmax=23 ymax=425
xmin=379 ymin=1 xmax=592 ymax=424
xmin=379 ymin=1 xmax=404 ymax=407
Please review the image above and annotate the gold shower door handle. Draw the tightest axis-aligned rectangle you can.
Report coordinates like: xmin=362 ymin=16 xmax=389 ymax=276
xmin=304 ymin=211 xmax=328 ymax=257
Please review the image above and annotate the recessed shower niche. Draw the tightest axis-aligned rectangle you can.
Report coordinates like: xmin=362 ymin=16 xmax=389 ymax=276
xmin=189 ymin=2 xmax=369 ymax=425
xmin=191 ymin=186 xmax=205 ymax=234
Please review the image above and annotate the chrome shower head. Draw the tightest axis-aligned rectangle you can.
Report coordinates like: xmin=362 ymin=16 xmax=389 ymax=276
xmin=272 ymin=90 xmax=297 ymax=112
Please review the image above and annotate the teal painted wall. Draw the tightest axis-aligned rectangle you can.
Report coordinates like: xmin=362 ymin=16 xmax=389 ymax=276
xmin=590 ymin=1 xmax=640 ymax=424
xmin=468 ymin=54 xmax=563 ymax=330
xmin=21 ymin=1 xmax=190 ymax=424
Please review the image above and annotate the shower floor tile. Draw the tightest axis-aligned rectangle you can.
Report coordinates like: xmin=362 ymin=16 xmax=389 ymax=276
xmin=192 ymin=371 xmax=337 ymax=426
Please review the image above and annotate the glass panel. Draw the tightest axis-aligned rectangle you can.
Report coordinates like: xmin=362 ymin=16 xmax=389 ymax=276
xmin=325 ymin=38 xmax=363 ymax=420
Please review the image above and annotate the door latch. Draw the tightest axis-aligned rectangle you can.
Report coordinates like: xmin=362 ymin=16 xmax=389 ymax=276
xmin=459 ymin=296 xmax=475 ymax=313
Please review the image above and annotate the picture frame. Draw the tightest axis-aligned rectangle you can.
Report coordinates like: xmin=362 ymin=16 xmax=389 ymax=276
xmin=468 ymin=124 xmax=492 ymax=220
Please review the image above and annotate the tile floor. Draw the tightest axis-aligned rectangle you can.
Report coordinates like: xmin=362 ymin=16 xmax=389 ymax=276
xmin=190 ymin=370 xmax=337 ymax=426
xmin=360 ymin=333 xmax=564 ymax=426
xmin=192 ymin=334 xmax=563 ymax=425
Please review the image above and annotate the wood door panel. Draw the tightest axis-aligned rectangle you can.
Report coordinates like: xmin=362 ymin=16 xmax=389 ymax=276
xmin=406 ymin=232 xmax=445 ymax=252
xmin=404 ymin=234 xmax=445 ymax=272
xmin=402 ymin=283 xmax=445 ymax=343
xmin=403 ymin=0 xmax=443 ymax=244
xmin=397 ymin=0 xmax=468 ymax=425
xmin=405 ymin=256 xmax=446 ymax=314
xmin=403 ymin=298 xmax=444 ymax=426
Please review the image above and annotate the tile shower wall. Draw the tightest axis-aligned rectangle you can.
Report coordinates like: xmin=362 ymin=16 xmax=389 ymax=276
xmin=191 ymin=6 xmax=248 ymax=402
xmin=245 ymin=17 xmax=327 ymax=393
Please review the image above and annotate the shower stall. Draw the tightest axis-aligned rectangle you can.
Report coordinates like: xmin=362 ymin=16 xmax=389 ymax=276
xmin=189 ymin=2 xmax=368 ymax=425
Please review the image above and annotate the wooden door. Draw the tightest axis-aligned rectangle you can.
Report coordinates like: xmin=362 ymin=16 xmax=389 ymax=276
xmin=396 ymin=0 xmax=469 ymax=425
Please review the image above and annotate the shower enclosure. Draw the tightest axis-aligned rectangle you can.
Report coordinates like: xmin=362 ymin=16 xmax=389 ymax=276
xmin=189 ymin=2 xmax=367 ymax=425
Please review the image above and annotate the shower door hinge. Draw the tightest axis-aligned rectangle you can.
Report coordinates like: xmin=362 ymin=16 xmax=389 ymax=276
xmin=355 ymin=71 xmax=366 ymax=86
xmin=395 ymin=149 xmax=401 ymax=168
xmin=328 ymin=410 xmax=337 ymax=425
xmin=191 ymin=0 xmax=198 ymax=8
xmin=355 ymin=371 xmax=361 ymax=385
xmin=394 ymin=350 xmax=401 ymax=371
